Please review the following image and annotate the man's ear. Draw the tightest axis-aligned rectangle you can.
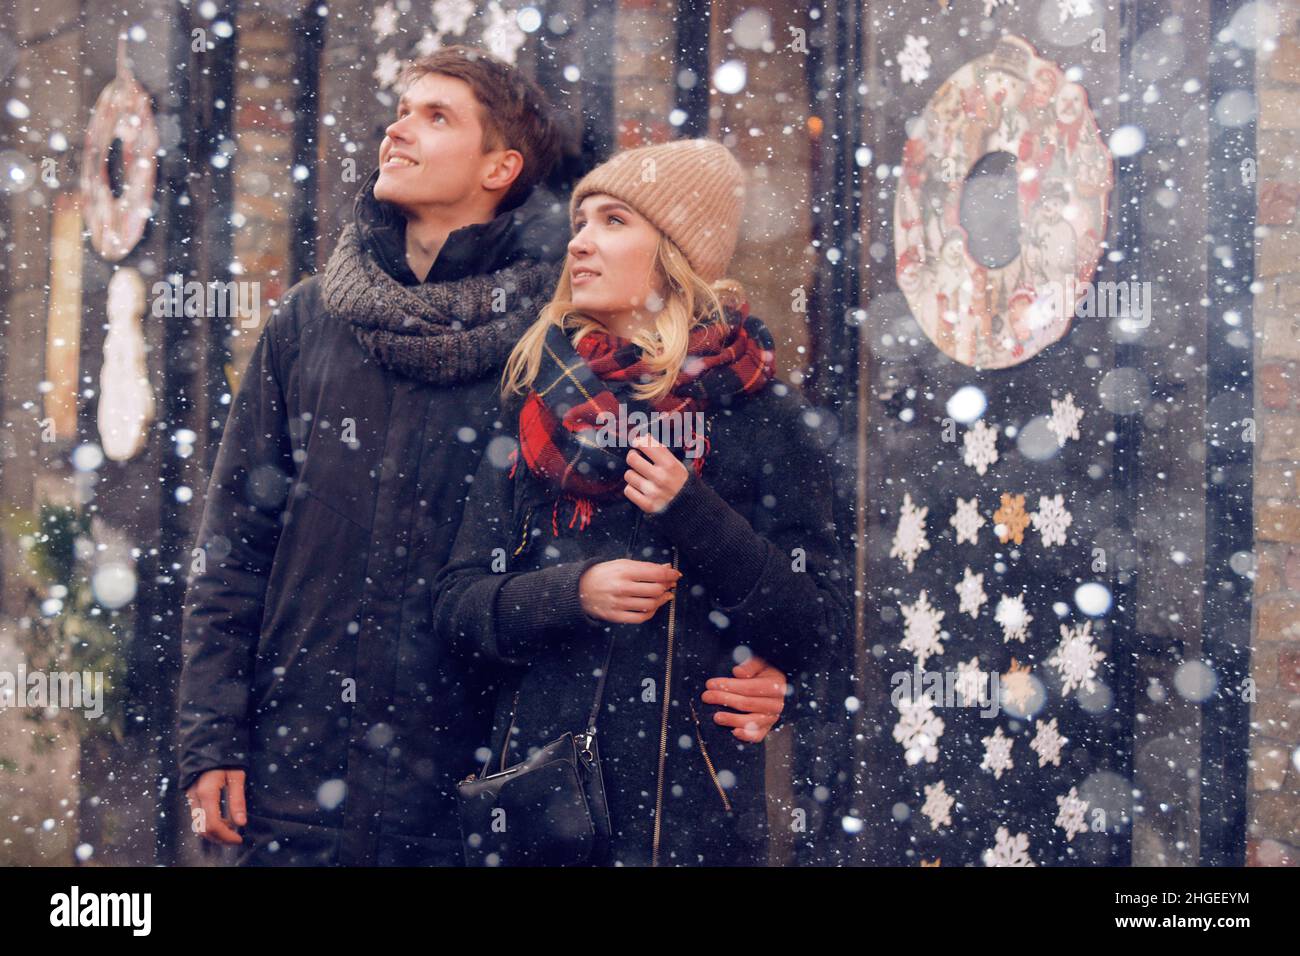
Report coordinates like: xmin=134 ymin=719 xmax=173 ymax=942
xmin=482 ymin=149 xmax=525 ymax=195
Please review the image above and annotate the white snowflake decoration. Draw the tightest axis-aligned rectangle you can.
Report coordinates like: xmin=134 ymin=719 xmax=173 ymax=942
xmin=1031 ymin=717 xmax=1066 ymax=767
xmin=1055 ymin=786 xmax=1090 ymax=842
xmin=374 ymin=49 xmax=405 ymax=89
xmin=1047 ymin=620 xmax=1106 ymax=696
xmin=1046 ymin=391 xmax=1083 ymax=446
xmin=962 ymin=420 xmax=999 ymax=476
xmin=484 ymin=1 xmax=526 ymax=65
xmin=955 ymin=566 xmax=987 ymax=619
xmin=980 ymin=726 xmax=1014 ymax=780
xmin=432 ymin=0 xmax=476 ymax=36
xmin=1058 ymin=0 xmax=1095 ymax=22
xmin=372 ymin=2 xmax=400 ymax=40
xmin=899 ymin=35 xmax=931 ymax=86
xmin=950 ymin=496 xmax=985 ymax=545
xmin=955 ymin=656 xmax=989 ymax=707
xmin=983 ymin=0 xmax=1011 ymax=16
xmin=893 ymin=695 xmax=945 ymax=766
xmin=890 ymin=492 xmax=930 ymax=573
xmin=416 ymin=27 xmax=444 ymax=57
xmin=1031 ymin=493 xmax=1073 ymax=547
xmin=994 ymin=592 xmax=1033 ymax=643
xmin=900 ymin=589 xmax=946 ymax=669
xmin=921 ymin=780 xmax=954 ymax=831
xmin=984 ymin=826 xmax=1035 ymax=866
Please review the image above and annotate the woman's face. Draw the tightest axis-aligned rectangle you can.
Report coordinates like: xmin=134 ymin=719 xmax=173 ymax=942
xmin=567 ymin=193 xmax=664 ymax=329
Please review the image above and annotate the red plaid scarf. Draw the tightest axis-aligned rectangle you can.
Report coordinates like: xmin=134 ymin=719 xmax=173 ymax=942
xmin=514 ymin=305 xmax=775 ymax=533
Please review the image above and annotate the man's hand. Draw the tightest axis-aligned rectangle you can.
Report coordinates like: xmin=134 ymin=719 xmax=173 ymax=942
xmin=186 ymin=768 xmax=247 ymax=845
xmin=701 ymin=656 xmax=788 ymax=743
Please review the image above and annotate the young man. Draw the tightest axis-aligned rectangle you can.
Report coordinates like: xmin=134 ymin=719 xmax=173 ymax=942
xmin=177 ymin=46 xmax=788 ymax=867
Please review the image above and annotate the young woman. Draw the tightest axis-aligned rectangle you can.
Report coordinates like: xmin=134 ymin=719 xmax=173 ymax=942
xmin=432 ymin=138 xmax=848 ymax=866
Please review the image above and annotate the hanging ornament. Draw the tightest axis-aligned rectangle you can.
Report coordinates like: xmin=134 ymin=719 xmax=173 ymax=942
xmin=901 ymin=588 xmax=947 ymax=669
xmin=983 ymin=826 xmax=1035 ymax=866
xmin=994 ymin=591 xmax=1034 ymax=643
xmin=98 ymin=268 xmax=156 ymax=461
xmin=922 ymin=780 xmax=955 ymax=831
xmin=955 ymin=566 xmax=987 ymax=619
xmin=950 ymin=495 xmax=985 ymax=545
xmin=993 ymin=492 xmax=1030 ymax=545
xmin=898 ymin=34 xmax=932 ymax=86
xmin=1031 ymin=717 xmax=1066 ymax=767
xmin=894 ymin=36 xmax=1113 ymax=369
xmin=1055 ymin=786 xmax=1090 ymax=842
xmin=1046 ymin=391 xmax=1084 ymax=446
xmin=891 ymin=491 xmax=931 ymax=572
xmin=980 ymin=726 xmax=1014 ymax=779
xmin=80 ymin=35 xmax=159 ymax=262
xmin=894 ymin=695 xmax=946 ymax=766
xmin=1031 ymin=492 xmax=1073 ymax=547
xmin=1047 ymin=620 xmax=1106 ymax=696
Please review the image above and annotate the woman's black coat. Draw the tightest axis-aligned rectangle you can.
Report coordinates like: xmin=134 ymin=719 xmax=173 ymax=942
xmin=432 ymin=375 xmax=850 ymax=866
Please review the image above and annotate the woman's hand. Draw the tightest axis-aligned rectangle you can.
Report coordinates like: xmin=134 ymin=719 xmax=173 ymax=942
xmin=624 ymin=432 xmax=690 ymax=514
xmin=579 ymin=559 xmax=681 ymax=624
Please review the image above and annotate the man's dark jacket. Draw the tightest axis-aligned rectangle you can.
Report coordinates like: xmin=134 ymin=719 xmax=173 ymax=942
xmin=176 ymin=169 xmax=567 ymax=865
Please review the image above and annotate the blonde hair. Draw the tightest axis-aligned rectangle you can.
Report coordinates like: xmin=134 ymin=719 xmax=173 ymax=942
xmin=501 ymin=233 xmax=745 ymax=404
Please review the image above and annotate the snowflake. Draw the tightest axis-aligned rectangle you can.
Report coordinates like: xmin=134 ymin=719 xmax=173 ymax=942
xmin=1031 ymin=717 xmax=1066 ymax=767
xmin=371 ymin=2 xmax=400 ymax=39
xmin=921 ymin=780 xmax=954 ymax=831
xmin=1058 ymin=0 xmax=1095 ymax=22
xmin=983 ymin=0 xmax=1010 ymax=16
xmin=432 ymin=0 xmax=475 ymax=36
xmin=993 ymin=492 xmax=1030 ymax=545
xmin=1046 ymin=391 xmax=1083 ymax=446
xmin=890 ymin=492 xmax=930 ymax=573
xmin=1055 ymin=786 xmax=1090 ymax=842
xmin=984 ymin=826 xmax=1035 ymax=866
xmin=955 ymin=656 xmax=989 ymax=707
xmin=416 ymin=27 xmax=443 ymax=57
xmin=1000 ymin=658 xmax=1039 ymax=713
xmin=374 ymin=49 xmax=405 ymax=89
xmin=893 ymin=694 xmax=945 ymax=765
xmin=899 ymin=35 xmax=931 ymax=86
xmin=484 ymin=1 xmax=527 ymax=64
xmin=950 ymin=496 xmax=985 ymax=545
xmin=900 ymin=589 xmax=946 ymax=669
xmin=995 ymin=592 xmax=1033 ymax=643
xmin=955 ymin=566 xmax=987 ymax=619
xmin=1048 ymin=621 xmax=1106 ymax=696
xmin=1031 ymin=493 xmax=1073 ymax=547
xmin=980 ymin=726 xmax=1014 ymax=780
xmin=962 ymin=420 xmax=999 ymax=476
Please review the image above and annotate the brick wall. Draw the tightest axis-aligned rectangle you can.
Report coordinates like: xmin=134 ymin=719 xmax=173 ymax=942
xmin=1249 ymin=0 xmax=1300 ymax=867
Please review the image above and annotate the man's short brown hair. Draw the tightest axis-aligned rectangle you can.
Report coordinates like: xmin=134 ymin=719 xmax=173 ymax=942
xmin=396 ymin=45 xmax=562 ymax=213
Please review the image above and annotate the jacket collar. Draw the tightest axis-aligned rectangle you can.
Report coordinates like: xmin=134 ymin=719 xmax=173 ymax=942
xmin=351 ymin=166 xmax=568 ymax=285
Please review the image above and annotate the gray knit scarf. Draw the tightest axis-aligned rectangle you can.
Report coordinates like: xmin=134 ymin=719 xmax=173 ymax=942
xmin=322 ymin=221 xmax=562 ymax=386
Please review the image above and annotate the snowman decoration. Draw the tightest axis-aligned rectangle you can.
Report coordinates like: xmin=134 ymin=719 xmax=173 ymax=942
xmin=98 ymin=267 xmax=155 ymax=461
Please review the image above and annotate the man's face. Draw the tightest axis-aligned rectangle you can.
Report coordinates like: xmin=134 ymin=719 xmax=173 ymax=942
xmin=373 ymin=73 xmax=499 ymax=215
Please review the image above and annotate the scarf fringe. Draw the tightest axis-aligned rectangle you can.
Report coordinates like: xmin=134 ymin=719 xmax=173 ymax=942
xmin=552 ymin=494 xmax=594 ymax=536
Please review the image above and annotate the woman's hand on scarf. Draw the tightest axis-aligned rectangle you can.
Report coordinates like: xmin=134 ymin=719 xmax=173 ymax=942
xmin=624 ymin=432 xmax=689 ymax=514
xmin=579 ymin=558 xmax=681 ymax=624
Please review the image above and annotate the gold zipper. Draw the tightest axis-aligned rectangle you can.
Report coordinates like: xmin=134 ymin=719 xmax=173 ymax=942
xmin=689 ymin=699 xmax=732 ymax=812
xmin=650 ymin=548 xmax=679 ymax=867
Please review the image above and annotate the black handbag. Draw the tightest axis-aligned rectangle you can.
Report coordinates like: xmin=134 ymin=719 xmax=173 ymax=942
xmin=456 ymin=635 xmax=615 ymax=867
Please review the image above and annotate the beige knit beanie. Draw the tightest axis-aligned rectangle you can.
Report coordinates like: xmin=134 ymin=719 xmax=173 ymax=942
xmin=567 ymin=138 xmax=745 ymax=283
